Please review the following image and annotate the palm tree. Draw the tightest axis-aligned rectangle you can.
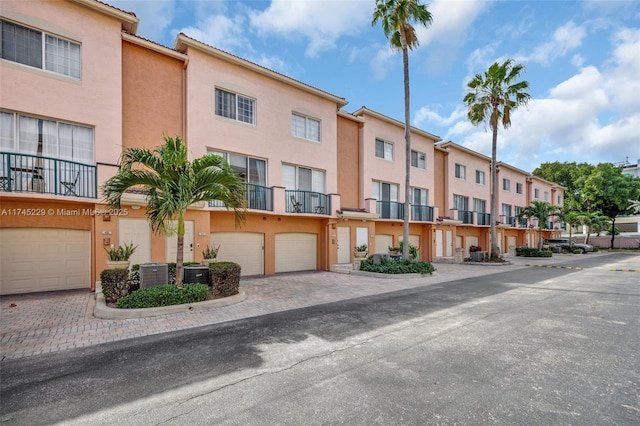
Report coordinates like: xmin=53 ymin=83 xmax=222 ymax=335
xmin=556 ymin=208 xmax=581 ymax=246
xmin=578 ymin=211 xmax=609 ymax=244
xmin=517 ymin=201 xmax=559 ymax=250
xmin=372 ymin=0 xmax=433 ymax=258
xmin=464 ymin=60 xmax=530 ymax=259
xmin=102 ymin=135 xmax=246 ymax=284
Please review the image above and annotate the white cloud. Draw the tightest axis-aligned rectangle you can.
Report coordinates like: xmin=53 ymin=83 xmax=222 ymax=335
xmin=249 ymin=0 xmax=372 ymax=58
xmin=516 ymin=21 xmax=587 ymax=65
xmin=110 ymin=0 xmax=177 ymax=42
xmin=369 ymin=45 xmax=395 ymax=80
xmin=413 ymin=105 xmax=466 ymax=128
xmin=177 ymin=14 xmax=249 ymax=52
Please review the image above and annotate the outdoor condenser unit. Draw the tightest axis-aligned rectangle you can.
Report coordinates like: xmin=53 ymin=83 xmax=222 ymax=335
xmin=183 ymin=266 xmax=209 ymax=285
xmin=139 ymin=263 xmax=169 ymax=288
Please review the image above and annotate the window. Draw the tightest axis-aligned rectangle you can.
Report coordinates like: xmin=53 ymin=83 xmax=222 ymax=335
xmin=476 ymin=170 xmax=485 ymax=185
xmin=282 ymin=164 xmax=325 ymax=193
xmin=215 ymin=88 xmax=255 ymax=124
xmin=207 ymin=150 xmax=266 ymax=185
xmin=372 ymin=180 xmax=398 ymax=202
xmin=558 ymin=195 xmax=563 ymax=204
xmin=502 ymin=203 xmax=512 ymax=217
xmin=473 ymin=198 xmax=486 ymax=213
xmin=455 ymin=163 xmax=466 ymax=179
xmin=0 ymin=111 xmax=93 ymax=164
xmin=411 ymin=187 xmax=428 ymax=205
xmin=516 ymin=182 xmax=523 ymax=194
xmin=534 ymin=188 xmax=540 ymax=199
xmin=1 ymin=20 xmax=81 ymax=78
xmin=411 ymin=150 xmax=425 ymax=169
xmin=375 ymin=139 xmax=393 ymax=161
xmin=292 ymin=113 xmax=320 ymax=142
xmin=453 ymin=194 xmax=469 ymax=211
xmin=544 ymin=191 xmax=549 ymax=201
xmin=503 ymin=178 xmax=511 ymax=191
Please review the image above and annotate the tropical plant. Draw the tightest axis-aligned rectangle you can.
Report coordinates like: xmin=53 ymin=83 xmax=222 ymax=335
xmin=104 ymin=242 xmax=137 ymax=261
xmin=372 ymin=0 xmax=433 ymax=258
xmin=516 ymin=201 xmax=559 ymax=250
xmin=556 ymin=209 xmax=581 ymax=246
xmin=464 ymin=59 xmax=530 ymax=259
xmin=577 ymin=211 xmax=609 ymax=244
xmin=102 ymin=135 xmax=246 ymax=284
xmin=354 ymin=244 xmax=368 ymax=252
xmin=202 ymin=244 xmax=220 ymax=260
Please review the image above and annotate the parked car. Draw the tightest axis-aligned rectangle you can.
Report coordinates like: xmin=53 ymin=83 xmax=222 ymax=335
xmin=544 ymin=238 xmax=594 ymax=253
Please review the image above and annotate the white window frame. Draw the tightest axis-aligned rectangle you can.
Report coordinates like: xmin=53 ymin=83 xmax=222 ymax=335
xmin=534 ymin=188 xmax=540 ymax=199
xmin=502 ymin=203 xmax=512 ymax=217
xmin=473 ymin=198 xmax=486 ymax=213
xmin=475 ymin=170 xmax=485 ymax=185
xmin=372 ymin=180 xmax=399 ymax=202
xmin=0 ymin=110 xmax=94 ymax=164
xmin=411 ymin=187 xmax=428 ymax=206
xmin=544 ymin=191 xmax=549 ymax=201
xmin=282 ymin=163 xmax=325 ymax=193
xmin=207 ymin=149 xmax=267 ymax=186
xmin=455 ymin=163 xmax=466 ymax=180
xmin=516 ymin=182 xmax=523 ymax=194
xmin=375 ymin=138 xmax=394 ymax=161
xmin=292 ymin=112 xmax=320 ymax=142
xmin=1 ymin=19 xmax=81 ymax=79
xmin=215 ymin=88 xmax=255 ymax=125
xmin=411 ymin=150 xmax=426 ymax=169
xmin=503 ymin=178 xmax=511 ymax=191
xmin=453 ymin=194 xmax=469 ymax=211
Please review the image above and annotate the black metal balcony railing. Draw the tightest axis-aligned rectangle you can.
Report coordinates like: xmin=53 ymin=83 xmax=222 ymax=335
xmin=411 ymin=204 xmax=434 ymax=222
xmin=376 ymin=200 xmax=404 ymax=220
xmin=458 ymin=210 xmax=474 ymax=224
xmin=477 ymin=212 xmax=491 ymax=226
xmin=0 ymin=152 xmax=96 ymax=198
xmin=518 ymin=218 xmax=528 ymax=228
xmin=504 ymin=216 xmax=516 ymax=226
xmin=209 ymin=182 xmax=273 ymax=211
xmin=286 ymin=190 xmax=331 ymax=215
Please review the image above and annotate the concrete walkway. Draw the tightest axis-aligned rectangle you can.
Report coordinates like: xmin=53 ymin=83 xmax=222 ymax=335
xmin=0 ymin=255 xmax=599 ymax=361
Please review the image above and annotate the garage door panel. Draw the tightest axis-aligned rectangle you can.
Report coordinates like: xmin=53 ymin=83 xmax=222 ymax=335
xmin=0 ymin=228 xmax=91 ymax=295
xmin=211 ymin=232 xmax=264 ymax=276
xmin=275 ymin=233 xmax=316 ymax=273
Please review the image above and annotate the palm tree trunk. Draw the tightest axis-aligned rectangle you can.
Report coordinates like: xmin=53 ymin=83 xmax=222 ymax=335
xmin=610 ymin=218 xmax=616 ymax=249
xmin=490 ymin=126 xmax=499 ymax=258
xmin=176 ymin=215 xmax=185 ymax=285
xmin=402 ymin=45 xmax=411 ymax=259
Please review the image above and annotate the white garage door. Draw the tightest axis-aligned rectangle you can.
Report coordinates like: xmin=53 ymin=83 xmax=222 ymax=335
xmin=0 ymin=228 xmax=90 ymax=295
xmin=374 ymin=234 xmax=393 ymax=254
xmin=119 ymin=218 xmax=151 ymax=267
xmin=275 ymin=233 xmax=317 ymax=273
xmin=211 ymin=232 xmax=264 ymax=276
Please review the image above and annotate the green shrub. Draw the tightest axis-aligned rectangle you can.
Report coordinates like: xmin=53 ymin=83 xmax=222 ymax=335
xmin=116 ymin=283 xmax=209 ymax=309
xmin=209 ymin=261 xmax=241 ymax=297
xmin=104 ymin=242 xmax=137 ymax=261
xmin=593 ymin=246 xmax=599 ymax=252
xmin=538 ymin=250 xmax=553 ymax=257
xmin=516 ymin=247 xmax=540 ymax=257
xmin=100 ymin=268 xmax=130 ymax=303
xmin=359 ymin=257 xmax=434 ymax=275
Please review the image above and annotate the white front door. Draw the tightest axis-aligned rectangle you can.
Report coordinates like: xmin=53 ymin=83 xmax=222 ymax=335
xmin=119 ymin=218 xmax=151 ymax=266
xmin=166 ymin=220 xmax=194 ymax=263
xmin=445 ymin=230 xmax=453 ymax=257
xmin=435 ymin=230 xmax=443 ymax=257
xmin=337 ymin=227 xmax=350 ymax=264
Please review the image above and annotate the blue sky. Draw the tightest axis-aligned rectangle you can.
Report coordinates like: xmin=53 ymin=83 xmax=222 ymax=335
xmin=111 ymin=0 xmax=639 ymax=173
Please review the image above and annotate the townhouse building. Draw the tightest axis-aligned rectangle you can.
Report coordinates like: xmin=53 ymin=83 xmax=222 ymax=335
xmin=1 ymin=0 xmax=564 ymax=295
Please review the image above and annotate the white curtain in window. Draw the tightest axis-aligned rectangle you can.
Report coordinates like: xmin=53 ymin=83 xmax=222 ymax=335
xmin=18 ymin=116 xmax=39 ymax=155
xmin=281 ymin=164 xmax=296 ymax=190
xmin=384 ymin=143 xmax=393 ymax=160
xmin=371 ymin=181 xmax=379 ymax=200
xmin=390 ymin=183 xmax=398 ymax=202
xmin=307 ymin=118 xmax=320 ymax=142
xmin=311 ymin=169 xmax=325 ymax=193
xmin=249 ymin=158 xmax=266 ymax=186
xmin=0 ymin=112 xmax=15 ymax=152
xmin=298 ymin=167 xmax=312 ymax=191
xmin=292 ymin=114 xmax=306 ymax=138
xmin=58 ymin=123 xmax=74 ymax=161
xmin=41 ymin=119 xmax=57 ymax=157
xmin=74 ymin=125 xmax=93 ymax=164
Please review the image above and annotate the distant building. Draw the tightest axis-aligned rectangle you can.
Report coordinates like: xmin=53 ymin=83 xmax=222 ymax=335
xmin=622 ymin=158 xmax=640 ymax=178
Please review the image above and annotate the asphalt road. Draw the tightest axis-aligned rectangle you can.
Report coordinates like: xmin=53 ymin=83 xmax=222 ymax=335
xmin=1 ymin=252 xmax=639 ymax=425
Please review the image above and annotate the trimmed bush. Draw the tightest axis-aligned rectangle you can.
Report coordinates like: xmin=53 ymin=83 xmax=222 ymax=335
xmin=116 ymin=283 xmax=209 ymax=309
xmin=100 ymin=268 xmax=130 ymax=303
xmin=516 ymin=247 xmax=540 ymax=257
xmin=209 ymin=261 xmax=241 ymax=297
xmin=538 ymin=250 xmax=553 ymax=257
xmin=359 ymin=257 xmax=435 ymax=275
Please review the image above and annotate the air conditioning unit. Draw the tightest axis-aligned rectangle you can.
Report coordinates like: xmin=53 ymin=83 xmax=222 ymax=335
xmin=183 ymin=266 xmax=209 ymax=285
xmin=139 ymin=263 xmax=168 ymax=288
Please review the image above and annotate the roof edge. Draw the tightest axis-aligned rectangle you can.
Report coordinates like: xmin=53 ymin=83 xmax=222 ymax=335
xmin=122 ymin=32 xmax=187 ymax=61
xmin=352 ymin=106 xmax=441 ymax=142
xmin=71 ymin=0 xmax=138 ymax=33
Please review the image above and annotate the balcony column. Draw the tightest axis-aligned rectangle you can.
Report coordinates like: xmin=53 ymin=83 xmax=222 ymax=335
xmin=329 ymin=193 xmax=341 ymax=217
xmin=272 ymin=186 xmax=286 ymax=214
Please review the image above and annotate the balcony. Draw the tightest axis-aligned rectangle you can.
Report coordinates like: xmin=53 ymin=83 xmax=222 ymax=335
xmin=377 ymin=200 xmax=404 ymax=220
xmin=411 ymin=204 xmax=434 ymax=222
xmin=477 ymin=212 xmax=491 ymax=226
xmin=505 ymin=216 xmax=517 ymax=227
xmin=209 ymin=182 xmax=273 ymax=211
xmin=0 ymin=152 xmax=96 ymax=198
xmin=457 ymin=210 xmax=474 ymax=224
xmin=518 ymin=218 xmax=528 ymax=228
xmin=286 ymin=190 xmax=331 ymax=215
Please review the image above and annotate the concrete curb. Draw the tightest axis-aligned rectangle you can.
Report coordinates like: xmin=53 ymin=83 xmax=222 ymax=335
xmin=93 ymin=291 xmax=247 ymax=319
xmin=349 ymin=270 xmax=435 ymax=279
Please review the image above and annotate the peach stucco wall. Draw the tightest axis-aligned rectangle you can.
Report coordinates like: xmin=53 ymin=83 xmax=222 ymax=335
xmin=0 ymin=0 xmax=123 ymax=167
xmin=444 ymin=147 xmax=491 ymax=211
xmin=358 ymin=113 xmax=436 ymax=203
xmin=184 ymin=48 xmax=340 ymax=194
xmin=122 ymin=40 xmax=185 ymax=151
xmin=336 ymin=115 xmax=361 ymax=209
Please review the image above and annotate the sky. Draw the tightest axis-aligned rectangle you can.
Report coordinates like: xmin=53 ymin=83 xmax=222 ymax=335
xmin=110 ymin=0 xmax=640 ymax=173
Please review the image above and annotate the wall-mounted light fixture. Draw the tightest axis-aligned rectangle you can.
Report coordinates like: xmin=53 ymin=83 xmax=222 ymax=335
xmin=131 ymin=205 xmax=141 ymax=210
xmin=198 ymin=232 xmax=207 ymax=236
xmin=101 ymin=230 xmax=112 ymax=235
